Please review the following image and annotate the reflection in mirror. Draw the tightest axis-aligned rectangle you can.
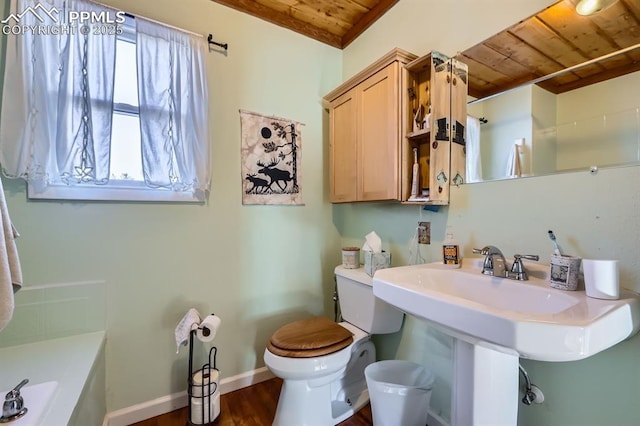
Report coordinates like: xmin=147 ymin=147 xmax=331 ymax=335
xmin=467 ymin=46 xmax=640 ymax=182
xmin=456 ymin=0 xmax=640 ymax=183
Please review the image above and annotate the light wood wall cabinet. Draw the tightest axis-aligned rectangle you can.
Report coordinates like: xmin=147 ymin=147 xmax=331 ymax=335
xmin=325 ymin=49 xmax=467 ymax=205
xmin=325 ymin=49 xmax=417 ymax=203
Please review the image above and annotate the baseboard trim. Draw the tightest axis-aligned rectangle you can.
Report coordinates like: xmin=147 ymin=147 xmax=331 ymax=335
xmin=103 ymin=367 xmax=275 ymax=426
xmin=219 ymin=365 xmax=275 ymax=394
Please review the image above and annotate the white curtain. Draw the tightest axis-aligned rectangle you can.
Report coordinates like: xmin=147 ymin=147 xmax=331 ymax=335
xmin=136 ymin=18 xmax=210 ymax=197
xmin=465 ymin=116 xmax=483 ymax=183
xmin=0 ymin=0 xmax=117 ymax=190
xmin=1 ymin=1 xmax=210 ymax=199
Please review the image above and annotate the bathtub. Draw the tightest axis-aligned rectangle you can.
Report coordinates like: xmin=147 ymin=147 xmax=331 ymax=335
xmin=0 ymin=332 xmax=106 ymax=425
xmin=0 ymin=281 xmax=106 ymax=425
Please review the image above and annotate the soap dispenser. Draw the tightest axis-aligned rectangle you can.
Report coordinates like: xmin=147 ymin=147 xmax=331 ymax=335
xmin=442 ymin=227 xmax=461 ymax=268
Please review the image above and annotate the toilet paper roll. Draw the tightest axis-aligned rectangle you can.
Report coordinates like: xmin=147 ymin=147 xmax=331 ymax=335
xmin=197 ymin=314 xmax=222 ymax=343
xmin=190 ymin=391 xmax=220 ymax=424
xmin=191 ymin=368 xmax=219 ymax=397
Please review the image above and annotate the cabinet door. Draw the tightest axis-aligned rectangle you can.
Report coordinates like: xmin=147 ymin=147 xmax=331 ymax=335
xmin=330 ymin=89 xmax=358 ymax=202
xmin=450 ymin=58 xmax=469 ymax=186
xmin=429 ymin=57 xmax=452 ymax=203
xmin=358 ymin=63 xmax=400 ymax=201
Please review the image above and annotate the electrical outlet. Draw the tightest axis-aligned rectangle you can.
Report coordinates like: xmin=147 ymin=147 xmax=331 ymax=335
xmin=418 ymin=221 xmax=430 ymax=244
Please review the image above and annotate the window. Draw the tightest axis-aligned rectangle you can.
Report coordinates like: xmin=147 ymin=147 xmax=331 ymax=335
xmin=1 ymin=0 xmax=210 ymax=202
xmin=110 ymin=20 xmax=143 ymax=183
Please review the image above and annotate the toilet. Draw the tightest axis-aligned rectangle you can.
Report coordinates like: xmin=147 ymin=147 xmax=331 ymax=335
xmin=263 ymin=265 xmax=404 ymax=426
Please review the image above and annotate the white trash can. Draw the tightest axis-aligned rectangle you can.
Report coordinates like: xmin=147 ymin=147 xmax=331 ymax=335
xmin=365 ymin=360 xmax=435 ymax=426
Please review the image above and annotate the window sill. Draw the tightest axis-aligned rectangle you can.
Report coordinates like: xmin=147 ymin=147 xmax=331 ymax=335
xmin=27 ymin=181 xmax=203 ymax=203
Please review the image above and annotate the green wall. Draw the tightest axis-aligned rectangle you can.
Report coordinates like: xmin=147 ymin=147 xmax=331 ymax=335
xmin=0 ymin=0 xmax=343 ymax=412
xmin=342 ymin=0 xmax=640 ymax=425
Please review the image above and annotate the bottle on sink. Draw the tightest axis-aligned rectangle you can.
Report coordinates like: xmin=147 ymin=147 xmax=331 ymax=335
xmin=442 ymin=227 xmax=461 ymax=268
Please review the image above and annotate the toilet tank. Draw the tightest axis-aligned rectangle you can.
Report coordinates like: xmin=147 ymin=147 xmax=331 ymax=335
xmin=334 ymin=265 xmax=403 ymax=334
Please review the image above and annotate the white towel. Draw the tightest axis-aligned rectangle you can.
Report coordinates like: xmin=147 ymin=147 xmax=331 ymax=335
xmin=175 ymin=308 xmax=202 ymax=353
xmin=0 ymin=177 xmax=22 ymax=332
xmin=505 ymin=143 xmax=522 ymax=179
xmin=465 ymin=116 xmax=483 ymax=183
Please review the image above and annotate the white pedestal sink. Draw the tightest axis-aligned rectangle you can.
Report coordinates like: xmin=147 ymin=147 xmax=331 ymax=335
xmin=373 ymin=260 xmax=640 ymax=425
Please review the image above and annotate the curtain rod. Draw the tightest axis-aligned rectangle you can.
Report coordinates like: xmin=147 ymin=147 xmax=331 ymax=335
xmin=125 ymin=11 xmax=229 ymax=50
xmin=86 ymin=0 xmax=228 ymax=50
xmin=207 ymin=34 xmax=228 ymax=51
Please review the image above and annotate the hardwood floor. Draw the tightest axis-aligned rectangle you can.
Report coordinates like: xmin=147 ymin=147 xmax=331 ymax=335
xmin=131 ymin=378 xmax=372 ymax=426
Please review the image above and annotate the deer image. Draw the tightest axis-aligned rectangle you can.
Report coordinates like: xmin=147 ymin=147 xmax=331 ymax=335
xmin=257 ymin=158 xmax=293 ymax=191
xmin=245 ymin=173 xmax=270 ymax=193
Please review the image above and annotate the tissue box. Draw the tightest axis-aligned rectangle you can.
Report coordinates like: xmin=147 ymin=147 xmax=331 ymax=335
xmin=364 ymin=251 xmax=391 ymax=277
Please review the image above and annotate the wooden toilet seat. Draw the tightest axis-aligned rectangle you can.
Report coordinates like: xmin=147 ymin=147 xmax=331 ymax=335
xmin=267 ymin=317 xmax=354 ymax=358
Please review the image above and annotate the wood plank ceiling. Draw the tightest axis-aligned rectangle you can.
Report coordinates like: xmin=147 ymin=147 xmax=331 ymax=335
xmin=457 ymin=0 xmax=640 ymax=99
xmin=210 ymin=0 xmax=640 ymax=98
xmin=209 ymin=0 xmax=400 ymax=49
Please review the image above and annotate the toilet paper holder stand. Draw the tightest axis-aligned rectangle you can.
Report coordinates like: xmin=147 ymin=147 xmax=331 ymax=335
xmin=187 ymin=324 xmax=220 ymax=425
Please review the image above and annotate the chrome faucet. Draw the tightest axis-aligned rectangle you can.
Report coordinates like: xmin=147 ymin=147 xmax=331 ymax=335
xmin=473 ymin=246 xmax=539 ymax=281
xmin=473 ymin=246 xmax=507 ymax=277
xmin=1 ymin=379 xmax=28 ymax=423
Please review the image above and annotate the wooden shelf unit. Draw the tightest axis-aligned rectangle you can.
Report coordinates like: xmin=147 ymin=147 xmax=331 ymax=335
xmin=324 ymin=48 xmax=467 ymax=206
xmin=401 ymin=52 xmax=468 ymax=205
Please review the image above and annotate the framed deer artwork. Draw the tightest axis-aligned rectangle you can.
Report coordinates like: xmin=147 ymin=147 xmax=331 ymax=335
xmin=240 ymin=110 xmax=304 ymax=205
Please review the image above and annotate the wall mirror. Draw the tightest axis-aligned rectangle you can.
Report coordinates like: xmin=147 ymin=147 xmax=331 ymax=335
xmin=455 ymin=0 xmax=640 ymax=183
